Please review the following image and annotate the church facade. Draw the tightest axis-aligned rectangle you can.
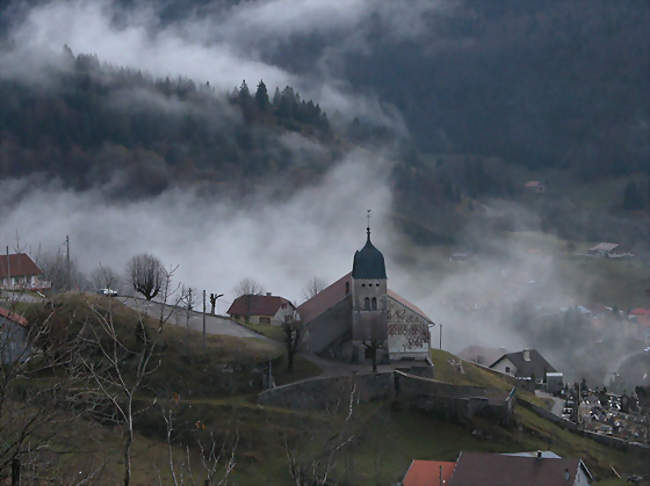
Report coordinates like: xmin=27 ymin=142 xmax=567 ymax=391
xmin=298 ymin=228 xmax=433 ymax=363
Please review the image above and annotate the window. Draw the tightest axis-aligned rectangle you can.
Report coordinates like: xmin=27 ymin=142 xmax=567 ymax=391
xmin=345 ymin=282 xmax=350 ymax=294
xmin=376 ymin=283 xmax=380 ymax=287
xmin=372 ymin=297 xmax=377 ymax=310
xmin=364 ymin=297 xmax=370 ymax=310
xmin=505 ymin=366 xmax=511 ymax=374
xmin=361 ymin=283 xmax=365 ymax=287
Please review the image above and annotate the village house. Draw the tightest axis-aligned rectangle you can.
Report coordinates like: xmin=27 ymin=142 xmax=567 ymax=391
xmin=0 ymin=306 xmax=29 ymax=363
xmin=402 ymin=451 xmax=592 ymax=486
xmin=489 ymin=349 xmax=559 ymax=388
xmin=0 ymin=253 xmax=51 ymax=291
xmin=297 ymin=226 xmax=433 ymax=363
xmin=227 ymin=293 xmax=296 ymax=325
xmin=524 ymin=180 xmax=546 ymax=193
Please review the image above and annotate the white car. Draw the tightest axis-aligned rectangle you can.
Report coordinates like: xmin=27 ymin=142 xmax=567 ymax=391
xmin=97 ymin=288 xmax=118 ymax=297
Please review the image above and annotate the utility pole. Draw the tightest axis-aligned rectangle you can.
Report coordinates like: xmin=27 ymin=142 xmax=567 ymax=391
xmin=439 ymin=323 xmax=443 ymax=350
xmin=6 ymin=245 xmax=10 ymax=290
xmin=185 ymin=288 xmax=192 ymax=332
xmin=202 ymin=289 xmax=206 ymax=349
xmin=65 ymin=235 xmax=71 ymax=290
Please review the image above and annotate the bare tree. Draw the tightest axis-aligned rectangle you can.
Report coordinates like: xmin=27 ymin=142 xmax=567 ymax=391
xmin=159 ymin=400 xmax=238 ymax=486
xmin=128 ymin=254 xmax=164 ymax=301
xmin=232 ymin=278 xmax=265 ymax=297
xmin=282 ymin=318 xmax=304 ymax=372
xmin=284 ymin=384 xmax=358 ymax=485
xmin=362 ymin=338 xmax=384 ymax=373
xmin=77 ymin=301 xmax=163 ymax=486
xmin=302 ymin=277 xmax=326 ymax=301
xmin=90 ymin=263 xmax=120 ymax=291
xmin=0 ymin=305 xmax=86 ymax=484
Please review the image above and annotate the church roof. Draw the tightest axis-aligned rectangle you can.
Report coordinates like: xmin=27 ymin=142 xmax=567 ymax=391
xmin=352 ymin=230 xmax=387 ymax=279
xmin=387 ymin=290 xmax=433 ymax=323
xmin=297 ymin=273 xmax=352 ymax=324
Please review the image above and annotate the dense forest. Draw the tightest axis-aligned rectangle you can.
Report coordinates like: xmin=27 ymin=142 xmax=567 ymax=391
xmin=0 ymin=49 xmax=333 ymax=196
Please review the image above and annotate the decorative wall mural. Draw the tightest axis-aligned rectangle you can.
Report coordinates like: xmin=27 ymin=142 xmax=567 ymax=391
xmin=386 ymin=300 xmax=431 ymax=351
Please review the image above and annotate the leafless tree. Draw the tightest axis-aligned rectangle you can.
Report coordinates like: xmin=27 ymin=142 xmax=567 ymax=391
xmin=302 ymin=277 xmax=326 ymax=301
xmin=128 ymin=253 xmax=164 ymax=301
xmin=159 ymin=400 xmax=238 ymax=486
xmin=77 ymin=300 xmax=163 ymax=486
xmin=232 ymin=278 xmax=265 ymax=297
xmin=0 ymin=305 xmax=87 ymax=484
xmin=90 ymin=263 xmax=120 ymax=291
xmin=362 ymin=338 xmax=384 ymax=373
xmin=282 ymin=318 xmax=304 ymax=372
xmin=284 ymin=384 xmax=358 ymax=485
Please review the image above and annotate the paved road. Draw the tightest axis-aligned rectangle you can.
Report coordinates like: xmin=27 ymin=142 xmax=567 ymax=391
xmin=535 ymin=390 xmax=564 ymax=416
xmin=120 ymin=296 xmax=273 ymax=341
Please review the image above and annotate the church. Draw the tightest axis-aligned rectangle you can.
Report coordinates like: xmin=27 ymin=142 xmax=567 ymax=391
xmin=298 ymin=226 xmax=434 ymax=363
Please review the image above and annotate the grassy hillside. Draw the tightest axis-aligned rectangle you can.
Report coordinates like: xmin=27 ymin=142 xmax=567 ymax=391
xmin=9 ymin=295 xmax=649 ymax=484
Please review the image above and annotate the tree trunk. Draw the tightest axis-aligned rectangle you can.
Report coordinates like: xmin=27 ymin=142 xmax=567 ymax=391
xmin=123 ymin=428 xmax=133 ymax=486
xmin=287 ymin=349 xmax=294 ymax=372
xmin=371 ymin=345 xmax=377 ymax=373
xmin=11 ymin=458 xmax=20 ymax=486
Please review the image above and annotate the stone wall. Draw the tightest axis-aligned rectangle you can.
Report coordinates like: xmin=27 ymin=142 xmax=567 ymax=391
xmin=258 ymin=370 xmax=513 ymax=425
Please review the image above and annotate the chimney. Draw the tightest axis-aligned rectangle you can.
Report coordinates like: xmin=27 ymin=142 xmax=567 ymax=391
xmin=266 ymin=292 xmax=271 ymax=296
xmin=523 ymin=349 xmax=531 ymax=362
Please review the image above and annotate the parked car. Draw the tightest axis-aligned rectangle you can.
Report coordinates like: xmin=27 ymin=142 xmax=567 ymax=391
xmin=97 ymin=288 xmax=118 ymax=297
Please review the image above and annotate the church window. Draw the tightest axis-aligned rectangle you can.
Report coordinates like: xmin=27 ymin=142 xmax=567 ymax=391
xmin=364 ymin=297 xmax=370 ymax=310
xmin=345 ymin=282 xmax=350 ymax=294
xmin=376 ymin=283 xmax=380 ymax=287
xmin=361 ymin=283 xmax=366 ymax=287
xmin=372 ymin=297 xmax=377 ymax=310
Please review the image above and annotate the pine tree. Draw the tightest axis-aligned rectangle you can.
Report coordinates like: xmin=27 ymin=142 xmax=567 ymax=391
xmin=623 ymin=181 xmax=643 ymax=210
xmin=255 ymin=80 xmax=269 ymax=111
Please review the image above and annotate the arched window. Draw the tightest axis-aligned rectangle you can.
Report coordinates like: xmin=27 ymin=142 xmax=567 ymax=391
xmin=345 ymin=282 xmax=350 ymax=294
xmin=371 ymin=297 xmax=377 ymax=310
xmin=364 ymin=297 xmax=370 ymax=310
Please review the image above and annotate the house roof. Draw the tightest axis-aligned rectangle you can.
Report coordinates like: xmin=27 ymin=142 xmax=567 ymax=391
xmin=0 ymin=306 xmax=28 ymax=327
xmin=450 ymin=452 xmax=590 ymax=486
xmin=637 ymin=315 xmax=650 ymax=328
xmin=0 ymin=253 xmax=43 ymax=278
xmin=588 ymin=242 xmax=619 ymax=252
xmin=458 ymin=345 xmax=509 ymax=366
xmin=490 ymin=349 xmax=556 ymax=378
xmin=630 ymin=308 xmax=650 ymax=316
xmin=297 ymin=273 xmax=352 ymax=324
xmin=387 ymin=289 xmax=433 ymax=323
xmin=352 ymin=230 xmax=387 ymax=279
xmin=403 ymin=460 xmax=455 ymax=486
xmin=227 ymin=294 xmax=294 ymax=317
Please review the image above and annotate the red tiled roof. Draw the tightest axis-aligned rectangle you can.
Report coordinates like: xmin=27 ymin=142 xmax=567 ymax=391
xmin=0 ymin=306 xmax=28 ymax=327
xmin=227 ymin=294 xmax=293 ymax=317
xmin=449 ymin=452 xmax=586 ymax=486
xmin=0 ymin=253 xmax=42 ymax=278
xmin=387 ymin=289 xmax=433 ymax=323
xmin=403 ymin=460 xmax=455 ymax=486
xmin=298 ymin=273 xmax=352 ymax=324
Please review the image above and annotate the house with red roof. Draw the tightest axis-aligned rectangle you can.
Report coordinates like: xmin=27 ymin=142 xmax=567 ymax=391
xmin=0 ymin=253 xmax=51 ymax=291
xmin=297 ymin=226 xmax=433 ymax=363
xmin=402 ymin=451 xmax=592 ymax=486
xmin=227 ymin=293 xmax=296 ymax=326
xmin=0 ymin=306 xmax=30 ymax=363
xmin=402 ymin=460 xmax=455 ymax=486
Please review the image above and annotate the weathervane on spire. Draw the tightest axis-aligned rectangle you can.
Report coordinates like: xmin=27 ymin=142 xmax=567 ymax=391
xmin=366 ymin=209 xmax=372 ymax=238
